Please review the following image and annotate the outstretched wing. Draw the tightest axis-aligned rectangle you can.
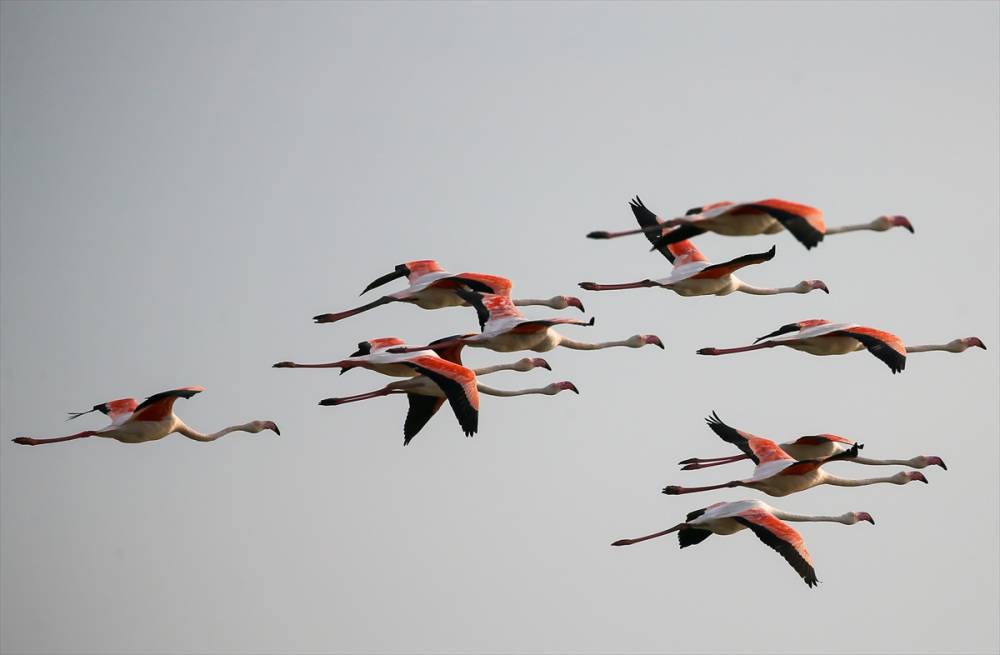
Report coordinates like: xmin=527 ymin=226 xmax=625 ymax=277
xmin=130 ymin=386 xmax=205 ymax=422
xmin=833 ymin=327 xmax=907 ymax=374
xmin=629 ymin=196 xmax=680 ymax=262
xmin=693 ymin=246 xmax=777 ymax=279
xmin=705 ymin=412 xmax=791 ymax=465
xmin=404 ymin=358 xmax=479 ymax=437
xmin=455 ymin=288 xmax=491 ymax=332
xmin=743 ymin=199 xmax=826 ymax=250
xmin=428 ymin=275 xmax=502 ymax=294
xmin=67 ymin=397 xmax=139 ymax=424
xmin=403 ymin=395 xmax=446 ymax=445
xmin=509 ymin=316 xmax=595 ymax=334
xmin=735 ymin=509 xmax=818 ymax=588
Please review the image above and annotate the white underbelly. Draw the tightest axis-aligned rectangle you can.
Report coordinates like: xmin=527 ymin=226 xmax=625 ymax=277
xmin=788 ymin=336 xmax=864 ymax=356
xmin=371 ymin=363 xmax=421 ymax=378
xmin=667 ymin=277 xmax=735 ymax=297
xmin=749 ymin=470 xmax=822 ymax=497
xmin=103 ymin=419 xmax=174 ymax=444
xmin=702 ymin=518 xmax=746 ymax=536
xmin=704 ymin=214 xmax=777 ymax=236
xmin=476 ymin=330 xmax=553 ymax=353
xmin=411 ymin=288 xmax=464 ymax=309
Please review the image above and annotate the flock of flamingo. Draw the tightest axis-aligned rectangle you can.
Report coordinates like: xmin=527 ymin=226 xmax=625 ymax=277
xmin=12 ymin=195 xmax=986 ymax=588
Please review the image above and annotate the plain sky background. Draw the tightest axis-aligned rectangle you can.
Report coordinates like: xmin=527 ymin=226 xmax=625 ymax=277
xmin=1 ymin=2 xmax=997 ymax=654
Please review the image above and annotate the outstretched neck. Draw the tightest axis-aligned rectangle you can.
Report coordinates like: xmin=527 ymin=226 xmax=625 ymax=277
xmin=822 ymin=473 xmax=899 ymax=487
xmin=174 ymin=421 xmax=258 ymax=443
xmin=513 ymin=297 xmax=557 ymax=308
xmin=736 ymin=282 xmax=797 ymax=296
xmin=557 ymin=336 xmax=633 ymax=350
xmin=851 ymin=456 xmax=914 ymax=467
xmin=824 ymin=221 xmax=876 ymax=235
xmin=476 ymin=384 xmax=552 ymax=397
xmin=771 ymin=510 xmax=855 ymax=524
xmin=906 ymin=343 xmax=955 ymax=353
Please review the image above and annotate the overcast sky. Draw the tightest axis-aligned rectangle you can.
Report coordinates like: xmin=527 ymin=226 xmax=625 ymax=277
xmin=2 ymin=2 xmax=997 ymax=654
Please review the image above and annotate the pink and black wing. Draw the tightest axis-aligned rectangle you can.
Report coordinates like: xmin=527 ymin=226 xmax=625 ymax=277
xmin=833 ymin=327 xmax=907 ymax=373
xmin=693 ymin=246 xmax=776 ymax=279
xmin=456 ymin=287 xmax=491 ymax=332
xmin=67 ymin=397 xmax=139 ymax=423
xmin=403 ymin=395 xmax=446 ymax=445
xmin=130 ymin=386 xmax=205 ymax=422
xmin=509 ymin=316 xmax=595 ymax=334
xmin=678 ymin=506 xmax=714 ymax=548
xmin=628 ymin=196 xmax=697 ymax=262
xmin=705 ymin=412 xmax=791 ymax=465
xmin=403 ymin=358 xmax=479 ymax=437
xmin=734 ymin=510 xmax=818 ymax=588
xmin=744 ymin=200 xmax=826 ymax=250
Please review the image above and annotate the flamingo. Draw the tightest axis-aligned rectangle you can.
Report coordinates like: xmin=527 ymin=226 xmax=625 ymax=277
xmin=579 ymin=201 xmax=828 ymax=296
xmin=12 ymin=387 xmax=279 ymax=446
xmin=317 ymin=345 xmax=576 ymax=444
xmin=611 ymin=499 xmax=874 ymax=588
xmin=661 ymin=413 xmax=929 ymax=497
xmin=587 ymin=196 xmax=913 ymax=251
xmin=697 ymin=319 xmax=986 ymax=373
xmin=679 ymin=415 xmax=947 ymax=471
xmin=388 ymin=288 xmax=663 ymax=355
xmin=312 ymin=260 xmax=584 ymax=324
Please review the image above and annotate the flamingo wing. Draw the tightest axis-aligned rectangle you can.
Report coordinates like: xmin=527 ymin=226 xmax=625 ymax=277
xmin=791 ymin=434 xmax=856 ymax=447
xmin=67 ymin=397 xmax=139 ymax=423
xmin=508 ymin=317 xmax=595 ymax=334
xmin=705 ymin=412 xmax=792 ymax=465
xmin=742 ymin=199 xmax=826 ymax=250
xmin=403 ymin=358 xmax=479 ymax=437
xmin=403 ymin=395 xmax=446 ymax=445
xmin=734 ymin=509 xmax=818 ymax=587
xmin=456 ymin=288 xmax=492 ymax=331
xmin=692 ymin=246 xmax=777 ymax=279
xmin=450 ymin=273 xmax=515 ymax=296
xmin=130 ymin=386 xmax=205 ymax=422
xmin=629 ymin=196 xmax=700 ymax=263
xmin=832 ymin=327 xmax=907 ymax=374
xmin=427 ymin=275 xmax=503 ymax=294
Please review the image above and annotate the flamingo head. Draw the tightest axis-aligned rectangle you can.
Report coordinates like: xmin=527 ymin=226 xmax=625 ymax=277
xmin=547 ymin=381 xmax=579 ymax=395
xmin=251 ymin=420 xmax=280 ymax=436
xmin=905 ymin=471 xmax=929 ymax=484
xmin=919 ymin=456 xmax=948 ymax=470
xmin=797 ymin=280 xmax=829 ymax=294
xmin=961 ymin=337 xmax=987 ymax=351
xmin=553 ymin=296 xmax=585 ymax=312
xmin=636 ymin=334 xmax=665 ymax=349
xmin=871 ymin=215 xmax=914 ymax=233
xmin=851 ymin=512 xmax=875 ymax=525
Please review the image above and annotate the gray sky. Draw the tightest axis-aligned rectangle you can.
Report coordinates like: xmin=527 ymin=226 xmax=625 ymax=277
xmin=1 ymin=2 xmax=997 ymax=653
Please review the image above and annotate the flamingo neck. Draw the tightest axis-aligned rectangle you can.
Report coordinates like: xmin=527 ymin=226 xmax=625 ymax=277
xmin=557 ymin=337 xmax=635 ymax=351
xmin=822 ymin=473 xmax=903 ymax=487
xmin=476 ymin=384 xmax=555 ymax=397
xmin=824 ymin=221 xmax=878 ymax=235
xmin=906 ymin=343 xmax=958 ymax=353
xmin=174 ymin=421 xmax=259 ymax=443
xmin=770 ymin=510 xmax=856 ymax=524
xmin=850 ymin=456 xmax=916 ymax=467
xmin=736 ymin=282 xmax=801 ymax=296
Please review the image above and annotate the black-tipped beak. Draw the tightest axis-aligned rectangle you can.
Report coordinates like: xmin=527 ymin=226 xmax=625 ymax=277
xmin=272 ymin=425 xmax=281 ymax=436
xmin=587 ymin=231 xmax=611 ymax=239
xmin=319 ymin=398 xmax=339 ymax=406
xmin=361 ymin=265 xmax=408 ymax=295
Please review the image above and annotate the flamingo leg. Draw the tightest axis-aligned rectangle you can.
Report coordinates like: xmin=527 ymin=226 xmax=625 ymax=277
xmin=678 ymin=454 xmax=748 ymax=465
xmin=697 ymin=342 xmax=779 ymax=356
xmin=318 ymin=387 xmax=402 ymax=406
xmin=679 ymin=455 xmax=750 ymax=470
xmin=578 ymin=280 xmax=658 ymax=291
xmin=273 ymin=360 xmax=354 ymax=369
xmin=587 ymin=225 xmax=666 ymax=240
xmin=612 ymin=523 xmax=687 ymax=546
xmin=662 ymin=481 xmax=743 ymax=495
xmin=13 ymin=430 xmax=98 ymax=446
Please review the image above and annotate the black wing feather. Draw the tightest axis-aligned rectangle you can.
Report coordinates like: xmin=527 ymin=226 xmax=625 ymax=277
xmin=455 ymin=287 xmax=490 ymax=332
xmin=649 ymin=223 xmax=709 ymax=251
xmin=629 ymin=196 xmax=674 ymax=263
xmin=835 ymin=330 xmax=907 ymax=374
xmin=678 ymin=528 xmax=713 ymax=549
xmin=698 ymin=246 xmax=777 ymax=277
xmin=134 ymin=388 xmax=202 ymax=412
xmin=404 ymin=364 xmax=478 ymax=437
xmin=705 ymin=412 xmax=758 ymax=464
xmin=746 ymin=204 xmax=825 ymax=250
xmin=403 ymin=394 xmax=445 ymax=445
xmin=734 ymin=517 xmax=819 ymax=588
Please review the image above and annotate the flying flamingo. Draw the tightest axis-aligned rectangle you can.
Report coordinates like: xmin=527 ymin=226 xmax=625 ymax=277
xmin=317 ymin=344 xmax=576 ymax=444
xmin=12 ymin=387 xmax=279 ymax=446
xmin=679 ymin=414 xmax=947 ymax=471
xmin=611 ymin=499 xmax=874 ymax=588
xmin=661 ymin=413 xmax=930 ymax=497
xmin=312 ymin=260 xmax=584 ymax=324
xmin=697 ymin=319 xmax=986 ymax=373
xmin=579 ymin=201 xmax=828 ymax=296
xmin=587 ymin=196 xmax=913 ymax=250
xmin=388 ymin=288 xmax=663 ymax=355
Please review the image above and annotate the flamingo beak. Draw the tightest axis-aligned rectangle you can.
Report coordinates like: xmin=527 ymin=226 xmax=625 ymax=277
xmin=566 ymin=296 xmax=585 ymax=312
xmin=965 ymin=337 xmax=987 ymax=350
xmin=890 ymin=215 xmax=914 ymax=233
xmin=811 ymin=280 xmax=830 ymax=294
xmin=531 ymin=358 xmax=552 ymax=370
xmin=909 ymin=472 xmax=929 ymax=484
xmin=927 ymin=456 xmax=947 ymax=470
xmin=272 ymin=361 xmax=294 ymax=368
xmin=857 ymin=512 xmax=875 ymax=525
xmin=265 ymin=422 xmax=280 ymax=435
xmin=587 ymin=231 xmax=611 ymax=239
xmin=644 ymin=335 xmax=665 ymax=349
xmin=557 ymin=381 xmax=580 ymax=394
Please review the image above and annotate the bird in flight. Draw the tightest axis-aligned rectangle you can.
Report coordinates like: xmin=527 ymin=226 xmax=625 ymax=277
xmin=611 ymin=499 xmax=874 ymax=588
xmin=12 ymin=387 xmax=279 ymax=446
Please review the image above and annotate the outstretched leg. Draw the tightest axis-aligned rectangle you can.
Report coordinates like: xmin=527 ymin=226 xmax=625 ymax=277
xmin=697 ymin=342 xmax=779 ymax=356
xmin=13 ymin=430 xmax=98 ymax=446
xmin=318 ymin=387 xmax=402 ymax=406
xmin=662 ymin=481 xmax=744 ymax=495
xmin=678 ymin=454 xmax=750 ymax=470
xmin=612 ymin=523 xmax=687 ymax=546
xmin=578 ymin=280 xmax=658 ymax=291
